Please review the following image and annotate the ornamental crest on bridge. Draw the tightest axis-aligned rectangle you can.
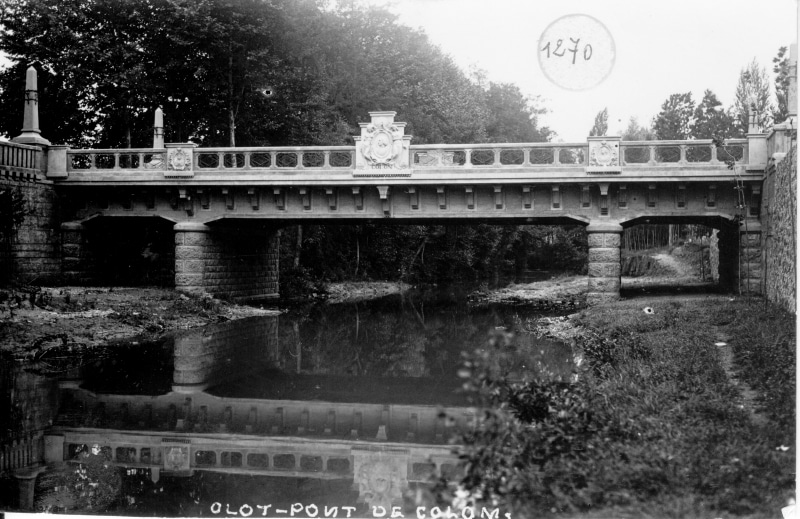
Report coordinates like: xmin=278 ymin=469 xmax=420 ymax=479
xmin=354 ymin=111 xmax=412 ymax=177
xmin=586 ymin=136 xmax=621 ymax=174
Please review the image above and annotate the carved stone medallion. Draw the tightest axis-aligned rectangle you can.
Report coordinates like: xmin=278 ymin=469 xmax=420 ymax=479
xmin=354 ymin=457 xmax=405 ymax=510
xmin=164 ymin=445 xmax=190 ymax=471
xmin=168 ymin=148 xmax=192 ymax=171
xmin=586 ymin=136 xmax=622 ymax=174
xmin=590 ymin=141 xmax=619 ymax=167
xmin=360 ymin=122 xmax=405 ymax=168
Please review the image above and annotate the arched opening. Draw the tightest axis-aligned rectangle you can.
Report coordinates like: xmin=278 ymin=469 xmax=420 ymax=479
xmin=81 ymin=216 xmax=176 ymax=286
xmin=271 ymin=216 xmax=591 ymax=298
xmin=619 ymin=214 xmax=738 ymax=296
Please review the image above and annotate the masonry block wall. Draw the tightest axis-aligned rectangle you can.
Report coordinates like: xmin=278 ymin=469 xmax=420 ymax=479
xmin=174 ymin=222 xmax=279 ymax=301
xmin=763 ymin=147 xmax=796 ymax=312
xmin=0 ymin=361 xmax=59 ymax=474
xmin=60 ymin=221 xmax=95 ymax=285
xmin=738 ymin=224 xmax=763 ymax=294
xmin=0 ymin=178 xmax=61 ymax=283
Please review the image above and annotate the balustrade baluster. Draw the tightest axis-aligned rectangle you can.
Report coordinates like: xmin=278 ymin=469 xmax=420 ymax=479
xmin=113 ymin=153 xmax=120 ymax=170
xmin=244 ymin=151 xmax=251 ymax=169
xmin=323 ymin=151 xmax=331 ymax=169
xmin=493 ymin=148 xmax=501 ymax=166
xmin=464 ymin=149 xmax=472 ymax=168
xmin=710 ymin=145 xmax=719 ymax=164
xmin=138 ymin=153 xmax=145 ymax=169
xmin=297 ymin=152 xmax=304 ymax=169
xmin=523 ymin=148 xmax=531 ymax=166
xmin=648 ymin=145 xmax=656 ymax=165
xmin=218 ymin=152 xmax=225 ymax=169
xmin=270 ymin=151 xmax=277 ymax=169
xmin=553 ymin=147 xmax=561 ymax=165
xmin=89 ymin=153 xmax=96 ymax=170
xmin=679 ymin=145 xmax=687 ymax=164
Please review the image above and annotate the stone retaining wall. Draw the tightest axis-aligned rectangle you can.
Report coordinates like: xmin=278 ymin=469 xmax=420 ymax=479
xmin=763 ymin=147 xmax=796 ymax=313
xmin=0 ymin=178 xmax=61 ymax=284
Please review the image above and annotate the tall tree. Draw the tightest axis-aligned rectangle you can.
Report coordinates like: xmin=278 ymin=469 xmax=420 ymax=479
xmin=621 ymin=117 xmax=654 ymax=163
xmin=772 ymin=46 xmax=791 ymax=124
xmin=621 ymin=117 xmax=654 ymax=141
xmin=483 ymin=83 xmax=551 ymax=143
xmin=589 ymin=107 xmax=608 ymax=136
xmin=653 ymin=92 xmax=695 ymax=140
xmin=692 ymin=89 xmax=736 ymax=139
xmin=733 ymin=58 xmax=773 ymax=135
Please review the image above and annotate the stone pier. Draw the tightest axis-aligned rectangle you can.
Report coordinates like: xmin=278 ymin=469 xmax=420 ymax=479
xmin=714 ymin=220 xmax=763 ymax=295
xmin=60 ymin=221 xmax=92 ymax=284
xmin=737 ymin=220 xmax=763 ymax=294
xmin=586 ymin=222 xmax=623 ymax=304
xmin=174 ymin=222 xmax=279 ymax=301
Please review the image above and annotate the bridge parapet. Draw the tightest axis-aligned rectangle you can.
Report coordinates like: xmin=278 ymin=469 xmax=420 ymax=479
xmin=53 ymin=137 xmax=755 ymax=184
xmin=45 ymin=107 xmax=764 ymax=183
xmin=0 ymin=140 xmax=44 ymax=181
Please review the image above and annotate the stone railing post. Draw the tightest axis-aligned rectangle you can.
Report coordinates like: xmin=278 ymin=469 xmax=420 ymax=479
xmin=46 ymin=145 xmax=69 ymax=178
xmin=586 ymin=222 xmax=623 ymax=304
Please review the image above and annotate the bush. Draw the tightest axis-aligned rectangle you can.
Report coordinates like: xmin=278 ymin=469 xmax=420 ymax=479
xmin=442 ymin=299 xmax=795 ymax=516
xmin=279 ymin=266 xmax=327 ymax=300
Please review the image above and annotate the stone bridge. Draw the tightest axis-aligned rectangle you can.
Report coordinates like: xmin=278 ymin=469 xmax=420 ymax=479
xmin=3 ymin=66 xmax=793 ymax=302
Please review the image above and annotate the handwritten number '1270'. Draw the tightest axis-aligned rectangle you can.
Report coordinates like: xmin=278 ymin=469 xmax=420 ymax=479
xmin=541 ymin=38 xmax=592 ymax=63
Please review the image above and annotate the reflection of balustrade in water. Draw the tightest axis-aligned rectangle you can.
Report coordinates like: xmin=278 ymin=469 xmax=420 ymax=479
xmin=47 ymin=386 xmax=468 ymax=508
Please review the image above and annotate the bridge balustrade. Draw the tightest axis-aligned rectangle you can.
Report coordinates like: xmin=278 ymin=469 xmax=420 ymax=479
xmin=62 ymin=139 xmax=749 ymax=175
xmin=0 ymin=141 xmax=42 ymax=179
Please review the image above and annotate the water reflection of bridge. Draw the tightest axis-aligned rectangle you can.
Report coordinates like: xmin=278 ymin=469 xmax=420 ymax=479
xmin=40 ymin=312 xmax=476 ymax=510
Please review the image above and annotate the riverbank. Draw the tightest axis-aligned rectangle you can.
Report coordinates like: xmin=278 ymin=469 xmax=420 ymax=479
xmin=324 ymin=280 xmax=411 ymax=304
xmin=456 ymin=295 xmax=795 ymax=518
xmin=0 ymin=281 xmax=415 ymax=358
xmin=0 ymin=287 xmax=278 ymax=358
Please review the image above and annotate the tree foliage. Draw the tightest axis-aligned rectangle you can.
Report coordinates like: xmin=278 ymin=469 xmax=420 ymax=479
xmin=589 ymin=107 xmax=608 ymax=137
xmin=772 ymin=46 xmax=791 ymax=124
xmin=0 ymin=0 xmax=587 ymax=289
xmin=0 ymin=0 xmax=552 ymax=147
xmin=692 ymin=89 xmax=736 ymax=140
xmin=733 ymin=58 xmax=773 ymax=135
xmin=653 ymin=92 xmax=695 ymax=140
xmin=621 ymin=117 xmax=654 ymax=141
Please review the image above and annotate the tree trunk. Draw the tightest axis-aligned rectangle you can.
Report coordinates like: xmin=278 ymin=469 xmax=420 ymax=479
xmin=293 ymin=226 xmax=302 ymax=268
xmin=354 ymin=237 xmax=360 ymax=278
xmin=228 ymin=43 xmax=236 ymax=147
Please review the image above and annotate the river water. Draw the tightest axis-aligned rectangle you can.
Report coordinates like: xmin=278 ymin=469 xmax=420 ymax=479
xmin=1 ymin=288 xmax=576 ymax=517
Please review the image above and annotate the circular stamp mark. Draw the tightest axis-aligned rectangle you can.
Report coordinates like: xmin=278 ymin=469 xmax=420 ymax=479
xmin=538 ymin=14 xmax=615 ymax=91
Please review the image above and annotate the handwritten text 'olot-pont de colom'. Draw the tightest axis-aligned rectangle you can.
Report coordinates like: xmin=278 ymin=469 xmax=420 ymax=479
xmin=209 ymin=502 xmax=511 ymax=519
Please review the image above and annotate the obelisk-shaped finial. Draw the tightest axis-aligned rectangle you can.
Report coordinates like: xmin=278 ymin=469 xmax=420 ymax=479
xmin=12 ymin=66 xmax=50 ymax=146
xmin=153 ymin=107 xmax=165 ymax=149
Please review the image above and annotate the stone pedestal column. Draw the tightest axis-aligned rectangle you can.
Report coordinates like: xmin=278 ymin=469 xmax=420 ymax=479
xmin=174 ymin=222 xmax=210 ymax=296
xmin=586 ymin=222 xmax=623 ymax=304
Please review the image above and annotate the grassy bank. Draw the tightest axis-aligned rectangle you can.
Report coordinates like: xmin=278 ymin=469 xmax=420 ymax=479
xmin=450 ymin=297 xmax=795 ymax=518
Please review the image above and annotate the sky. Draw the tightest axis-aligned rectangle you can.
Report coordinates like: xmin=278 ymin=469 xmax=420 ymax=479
xmin=371 ymin=0 xmax=798 ymax=142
